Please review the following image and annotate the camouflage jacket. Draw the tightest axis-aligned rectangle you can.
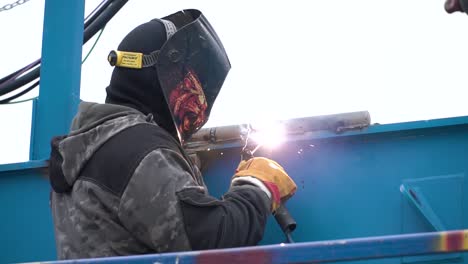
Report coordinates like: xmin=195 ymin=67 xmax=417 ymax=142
xmin=49 ymin=102 xmax=270 ymax=260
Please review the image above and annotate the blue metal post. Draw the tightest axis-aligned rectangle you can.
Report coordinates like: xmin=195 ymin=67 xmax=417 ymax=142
xmin=31 ymin=0 xmax=85 ymax=160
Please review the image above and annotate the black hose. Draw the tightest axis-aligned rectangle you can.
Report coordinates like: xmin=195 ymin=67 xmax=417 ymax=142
xmin=0 ymin=0 xmax=128 ymax=98
xmin=273 ymin=205 xmax=297 ymax=243
xmin=0 ymin=68 xmax=23 ymax=84
xmin=0 ymin=0 xmax=110 ymax=91
xmin=0 ymin=0 xmax=111 ymax=89
xmin=0 ymin=60 xmax=40 ymax=95
xmin=0 ymin=81 xmax=39 ymax=104
xmin=84 ymin=0 xmax=127 ymax=43
xmin=0 ymin=68 xmax=40 ymax=96
xmin=84 ymin=0 xmax=112 ymax=28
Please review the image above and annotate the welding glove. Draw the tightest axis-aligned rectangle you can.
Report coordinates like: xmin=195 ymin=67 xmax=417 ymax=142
xmin=231 ymin=157 xmax=297 ymax=212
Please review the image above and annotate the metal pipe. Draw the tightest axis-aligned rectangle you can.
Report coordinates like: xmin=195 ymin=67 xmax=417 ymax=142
xmin=186 ymin=111 xmax=371 ymax=151
xmin=41 ymin=229 xmax=468 ymax=263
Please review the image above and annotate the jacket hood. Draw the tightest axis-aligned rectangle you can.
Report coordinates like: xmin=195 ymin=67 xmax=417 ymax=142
xmin=49 ymin=102 xmax=152 ymax=193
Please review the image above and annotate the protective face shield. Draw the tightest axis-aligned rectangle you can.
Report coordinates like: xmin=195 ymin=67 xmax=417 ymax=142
xmin=445 ymin=0 xmax=468 ymax=13
xmin=108 ymin=9 xmax=231 ymax=143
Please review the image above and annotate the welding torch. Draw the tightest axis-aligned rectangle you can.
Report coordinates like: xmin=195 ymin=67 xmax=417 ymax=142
xmin=241 ymin=142 xmax=296 ymax=243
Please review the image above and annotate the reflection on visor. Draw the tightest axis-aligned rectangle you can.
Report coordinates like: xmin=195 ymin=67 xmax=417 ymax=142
xmin=169 ymin=68 xmax=208 ymax=139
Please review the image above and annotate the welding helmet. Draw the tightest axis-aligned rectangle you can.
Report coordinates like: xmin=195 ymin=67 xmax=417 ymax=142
xmin=445 ymin=0 xmax=468 ymax=13
xmin=108 ymin=9 xmax=231 ymax=142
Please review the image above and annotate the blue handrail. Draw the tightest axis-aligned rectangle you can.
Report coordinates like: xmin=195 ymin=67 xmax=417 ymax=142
xmin=42 ymin=229 xmax=468 ymax=264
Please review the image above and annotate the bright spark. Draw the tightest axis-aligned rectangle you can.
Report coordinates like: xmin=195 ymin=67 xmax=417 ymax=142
xmin=249 ymin=121 xmax=286 ymax=149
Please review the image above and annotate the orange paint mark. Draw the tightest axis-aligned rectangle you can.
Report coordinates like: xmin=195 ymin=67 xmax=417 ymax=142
xmin=439 ymin=231 xmax=468 ymax=251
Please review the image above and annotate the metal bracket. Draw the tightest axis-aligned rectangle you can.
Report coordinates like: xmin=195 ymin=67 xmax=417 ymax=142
xmin=400 ymin=184 xmax=446 ymax=231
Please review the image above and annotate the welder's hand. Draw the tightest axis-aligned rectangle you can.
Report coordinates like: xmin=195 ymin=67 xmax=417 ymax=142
xmin=232 ymin=157 xmax=297 ymax=212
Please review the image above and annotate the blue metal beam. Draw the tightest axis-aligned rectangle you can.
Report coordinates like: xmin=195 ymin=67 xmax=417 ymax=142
xmin=42 ymin=230 xmax=468 ymax=264
xmin=30 ymin=0 xmax=84 ymax=160
xmin=0 ymin=159 xmax=47 ymax=174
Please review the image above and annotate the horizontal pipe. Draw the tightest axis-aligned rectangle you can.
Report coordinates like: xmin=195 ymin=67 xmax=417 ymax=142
xmin=186 ymin=111 xmax=371 ymax=151
xmin=41 ymin=229 xmax=468 ymax=264
xmin=185 ymin=114 xmax=468 ymax=153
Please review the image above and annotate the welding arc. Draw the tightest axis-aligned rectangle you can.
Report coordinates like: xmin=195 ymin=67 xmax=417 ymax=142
xmin=0 ymin=0 xmax=128 ymax=100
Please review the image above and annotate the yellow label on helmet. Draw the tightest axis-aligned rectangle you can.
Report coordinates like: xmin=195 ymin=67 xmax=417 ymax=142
xmin=114 ymin=51 xmax=143 ymax=69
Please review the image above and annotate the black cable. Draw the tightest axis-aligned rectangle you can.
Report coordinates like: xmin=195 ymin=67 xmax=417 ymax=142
xmin=84 ymin=0 xmax=112 ymax=28
xmin=0 ymin=68 xmax=39 ymax=96
xmin=0 ymin=81 xmax=39 ymax=104
xmin=0 ymin=0 xmax=110 ymax=89
xmin=0 ymin=0 xmax=109 ymax=89
xmin=0 ymin=58 xmax=41 ymax=93
xmin=84 ymin=0 xmax=127 ymax=43
xmin=0 ymin=59 xmax=40 ymax=87
xmin=0 ymin=0 xmax=128 ymax=98
xmin=0 ymin=68 xmax=22 ymax=84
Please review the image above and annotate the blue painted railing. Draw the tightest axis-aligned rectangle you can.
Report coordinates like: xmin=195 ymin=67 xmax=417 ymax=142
xmin=41 ymin=230 xmax=468 ymax=264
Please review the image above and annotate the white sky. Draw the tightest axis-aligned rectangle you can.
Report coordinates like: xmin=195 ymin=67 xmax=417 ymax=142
xmin=0 ymin=0 xmax=467 ymax=164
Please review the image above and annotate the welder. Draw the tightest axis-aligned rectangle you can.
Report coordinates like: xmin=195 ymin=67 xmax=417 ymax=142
xmin=48 ymin=9 xmax=297 ymax=259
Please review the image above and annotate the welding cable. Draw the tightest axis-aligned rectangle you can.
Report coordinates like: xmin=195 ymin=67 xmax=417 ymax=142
xmin=0 ymin=0 xmax=128 ymax=97
xmin=0 ymin=60 xmax=40 ymax=92
xmin=83 ymin=0 xmax=127 ymax=43
xmin=0 ymin=0 xmax=109 ymax=90
xmin=0 ymin=60 xmax=40 ymax=87
xmin=0 ymin=0 xmax=127 ymax=95
xmin=0 ymin=67 xmax=38 ymax=96
xmin=0 ymin=26 xmax=105 ymax=104
xmin=0 ymin=61 xmax=40 ymax=104
xmin=0 ymin=68 xmax=22 ymax=84
xmin=84 ymin=0 xmax=112 ymax=28
xmin=0 ymin=81 xmax=39 ymax=104
xmin=0 ymin=97 xmax=37 ymax=105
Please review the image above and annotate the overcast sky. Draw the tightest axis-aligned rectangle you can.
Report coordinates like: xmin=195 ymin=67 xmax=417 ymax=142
xmin=0 ymin=0 xmax=467 ymax=164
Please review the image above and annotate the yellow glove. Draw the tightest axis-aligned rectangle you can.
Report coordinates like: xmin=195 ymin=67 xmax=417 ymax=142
xmin=232 ymin=157 xmax=297 ymax=212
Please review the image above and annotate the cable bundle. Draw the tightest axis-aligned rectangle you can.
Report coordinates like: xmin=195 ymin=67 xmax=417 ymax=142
xmin=0 ymin=0 xmax=128 ymax=104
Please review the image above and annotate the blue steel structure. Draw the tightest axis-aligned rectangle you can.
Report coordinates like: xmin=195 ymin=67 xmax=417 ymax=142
xmin=2 ymin=1 xmax=468 ymax=263
xmin=31 ymin=0 xmax=84 ymax=160
xmin=1 ymin=1 xmax=84 ymax=263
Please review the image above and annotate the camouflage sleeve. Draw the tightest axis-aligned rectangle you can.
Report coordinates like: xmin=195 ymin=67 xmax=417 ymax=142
xmin=118 ymin=148 xmax=271 ymax=252
xmin=117 ymin=148 xmax=198 ymax=252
